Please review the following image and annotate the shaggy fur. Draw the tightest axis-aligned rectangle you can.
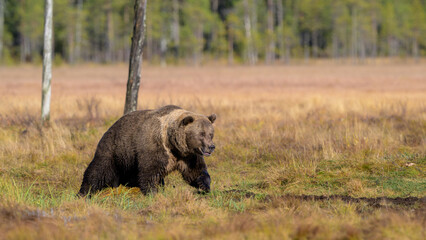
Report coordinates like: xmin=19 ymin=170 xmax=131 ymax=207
xmin=78 ymin=105 xmax=216 ymax=196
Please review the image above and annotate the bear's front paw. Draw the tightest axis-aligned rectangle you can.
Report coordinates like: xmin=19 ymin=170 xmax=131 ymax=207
xmin=196 ymin=170 xmax=211 ymax=193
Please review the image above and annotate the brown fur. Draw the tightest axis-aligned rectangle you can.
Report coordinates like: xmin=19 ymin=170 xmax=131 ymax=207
xmin=78 ymin=105 xmax=216 ymax=196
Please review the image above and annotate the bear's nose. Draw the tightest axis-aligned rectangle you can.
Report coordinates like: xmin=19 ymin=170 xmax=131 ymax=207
xmin=209 ymin=145 xmax=215 ymax=151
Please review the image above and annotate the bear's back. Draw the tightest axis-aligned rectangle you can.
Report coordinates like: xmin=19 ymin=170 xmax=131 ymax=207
xmin=94 ymin=105 xmax=184 ymax=162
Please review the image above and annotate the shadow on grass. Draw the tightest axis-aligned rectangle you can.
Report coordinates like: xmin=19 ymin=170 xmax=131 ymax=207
xmin=279 ymin=194 xmax=425 ymax=208
xmin=221 ymin=189 xmax=425 ymax=208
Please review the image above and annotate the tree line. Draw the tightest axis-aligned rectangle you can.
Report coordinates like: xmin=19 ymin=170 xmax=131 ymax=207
xmin=0 ymin=0 xmax=425 ymax=65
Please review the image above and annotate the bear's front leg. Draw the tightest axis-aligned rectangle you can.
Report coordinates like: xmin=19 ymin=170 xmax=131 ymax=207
xmin=189 ymin=169 xmax=211 ymax=192
xmin=180 ymin=157 xmax=211 ymax=193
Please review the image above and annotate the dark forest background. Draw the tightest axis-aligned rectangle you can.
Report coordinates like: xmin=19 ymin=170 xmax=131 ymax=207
xmin=0 ymin=0 xmax=425 ymax=65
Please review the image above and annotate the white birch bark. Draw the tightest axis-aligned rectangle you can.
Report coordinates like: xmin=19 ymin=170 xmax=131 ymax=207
xmin=41 ymin=0 xmax=53 ymax=123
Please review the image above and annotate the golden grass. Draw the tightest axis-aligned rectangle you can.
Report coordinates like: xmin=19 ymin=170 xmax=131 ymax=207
xmin=0 ymin=64 xmax=425 ymax=239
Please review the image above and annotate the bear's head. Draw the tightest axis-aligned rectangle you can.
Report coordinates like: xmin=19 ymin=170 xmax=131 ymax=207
xmin=179 ymin=113 xmax=216 ymax=157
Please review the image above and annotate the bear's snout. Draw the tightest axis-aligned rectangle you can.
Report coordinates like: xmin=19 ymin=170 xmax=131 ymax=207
xmin=201 ymin=144 xmax=215 ymax=156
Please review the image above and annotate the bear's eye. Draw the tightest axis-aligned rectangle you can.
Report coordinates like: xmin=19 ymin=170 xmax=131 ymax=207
xmin=200 ymin=132 xmax=206 ymax=137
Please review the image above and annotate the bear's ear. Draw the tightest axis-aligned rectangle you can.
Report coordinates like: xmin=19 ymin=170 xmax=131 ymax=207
xmin=208 ymin=114 xmax=216 ymax=123
xmin=180 ymin=116 xmax=194 ymax=126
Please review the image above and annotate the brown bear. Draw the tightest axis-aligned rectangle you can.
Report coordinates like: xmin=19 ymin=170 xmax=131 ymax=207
xmin=78 ymin=105 xmax=216 ymax=196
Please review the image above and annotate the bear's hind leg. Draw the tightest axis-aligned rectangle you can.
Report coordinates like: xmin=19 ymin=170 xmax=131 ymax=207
xmin=138 ymin=172 xmax=165 ymax=195
xmin=78 ymin=156 xmax=119 ymax=197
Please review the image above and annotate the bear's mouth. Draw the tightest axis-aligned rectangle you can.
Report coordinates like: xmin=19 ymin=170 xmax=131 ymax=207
xmin=197 ymin=147 xmax=212 ymax=157
xmin=203 ymin=152 xmax=212 ymax=157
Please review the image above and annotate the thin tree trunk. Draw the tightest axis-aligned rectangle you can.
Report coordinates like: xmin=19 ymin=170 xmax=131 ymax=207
xmin=412 ymin=37 xmax=419 ymax=63
xmin=388 ymin=37 xmax=398 ymax=57
xmin=20 ymin=35 xmax=26 ymax=62
xmin=331 ymin=5 xmax=338 ymax=60
xmin=210 ymin=0 xmax=219 ymax=59
xmin=31 ymin=39 xmax=38 ymax=62
xmin=106 ymin=0 xmax=114 ymax=62
xmin=124 ymin=0 xmax=147 ymax=114
xmin=304 ymin=32 xmax=309 ymax=63
xmin=284 ymin=37 xmax=290 ymax=64
xmin=359 ymin=30 xmax=366 ymax=63
xmin=75 ymin=0 xmax=83 ymax=63
xmin=67 ymin=29 xmax=74 ymax=63
xmin=286 ymin=1 xmax=298 ymax=64
xmin=171 ymin=0 xmax=179 ymax=59
xmin=332 ymin=31 xmax=338 ymax=59
xmin=194 ymin=23 xmax=203 ymax=66
xmin=243 ymin=0 xmax=255 ymax=65
xmin=371 ymin=13 xmax=377 ymax=59
xmin=251 ymin=0 xmax=258 ymax=63
xmin=276 ymin=0 xmax=284 ymax=63
xmin=351 ymin=5 xmax=357 ymax=63
xmin=394 ymin=39 xmax=399 ymax=56
xmin=387 ymin=37 xmax=393 ymax=57
xmin=312 ymin=29 xmax=318 ymax=58
xmin=332 ymin=14 xmax=338 ymax=59
xmin=211 ymin=0 xmax=218 ymax=11
xmin=160 ymin=30 xmax=167 ymax=67
xmin=266 ymin=0 xmax=275 ymax=64
xmin=41 ymin=0 xmax=53 ymax=123
xmin=93 ymin=23 xmax=100 ymax=62
xmin=0 ymin=0 xmax=4 ymax=61
xmin=227 ymin=23 xmax=234 ymax=65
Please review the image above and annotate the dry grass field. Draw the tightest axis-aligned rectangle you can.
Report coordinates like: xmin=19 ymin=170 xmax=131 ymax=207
xmin=0 ymin=63 xmax=425 ymax=239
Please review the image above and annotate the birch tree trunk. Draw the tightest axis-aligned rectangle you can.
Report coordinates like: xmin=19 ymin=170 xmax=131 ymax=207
xmin=67 ymin=25 xmax=75 ymax=63
xmin=20 ymin=35 xmax=27 ymax=62
xmin=106 ymin=0 xmax=114 ymax=62
xmin=171 ymin=0 xmax=179 ymax=58
xmin=332 ymin=12 xmax=339 ymax=59
xmin=284 ymin=37 xmax=290 ymax=64
xmin=0 ymin=0 xmax=4 ymax=61
xmin=304 ymin=32 xmax=310 ymax=63
xmin=312 ymin=29 xmax=318 ymax=58
xmin=124 ymin=0 xmax=147 ymax=115
xmin=211 ymin=0 xmax=219 ymax=11
xmin=193 ymin=23 xmax=203 ymax=66
xmin=371 ymin=13 xmax=378 ymax=59
xmin=160 ymin=31 xmax=167 ymax=67
xmin=251 ymin=0 xmax=258 ymax=63
xmin=266 ymin=0 xmax=275 ymax=64
xmin=412 ymin=37 xmax=419 ymax=63
xmin=227 ymin=23 xmax=234 ymax=65
xmin=359 ymin=30 xmax=366 ymax=63
xmin=75 ymin=0 xmax=83 ymax=63
xmin=243 ymin=0 xmax=255 ymax=65
xmin=41 ymin=0 xmax=53 ymax=123
xmin=351 ymin=6 xmax=357 ymax=63
xmin=210 ymin=0 xmax=219 ymax=59
xmin=276 ymin=0 xmax=284 ymax=63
